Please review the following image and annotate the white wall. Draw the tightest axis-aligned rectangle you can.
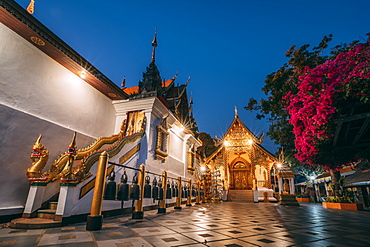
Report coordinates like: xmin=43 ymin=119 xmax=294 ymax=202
xmin=0 ymin=23 xmax=117 ymax=216
xmin=0 ymin=23 xmax=116 ymax=138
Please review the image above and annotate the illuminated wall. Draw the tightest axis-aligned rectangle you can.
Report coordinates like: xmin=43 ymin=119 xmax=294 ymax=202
xmin=0 ymin=23 xmax=116 ymax=216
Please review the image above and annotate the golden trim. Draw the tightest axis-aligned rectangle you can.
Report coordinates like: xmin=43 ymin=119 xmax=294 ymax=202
xmin=155 ymin=124 xmax=169 ymax=160
xmin=79 ymin=165 xmax=115 ymax=199
xmin=30 ymin=36 xmax=45 ymax=46
xmin=119 ymin=143 xmax=141 ymax=164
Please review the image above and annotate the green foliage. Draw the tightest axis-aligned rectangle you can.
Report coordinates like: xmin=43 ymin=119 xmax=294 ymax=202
xmin=197 ymin=132 xmax=218 ymax=157
xmin=245 ymin=35 xmax=334 ymax=162
xmin=296 ymin=194 xmax=310 ymax=198
xmin=325 ymin=196 xmax=353 ymax=203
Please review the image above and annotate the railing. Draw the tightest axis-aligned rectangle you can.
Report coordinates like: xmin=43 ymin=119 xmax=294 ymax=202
xmin=86 ymin=152 xmax=204 ymax=230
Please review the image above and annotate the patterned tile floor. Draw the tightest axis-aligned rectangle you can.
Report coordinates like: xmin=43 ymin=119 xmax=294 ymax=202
xmin=1 ymin=202 xmax=370 ymax=246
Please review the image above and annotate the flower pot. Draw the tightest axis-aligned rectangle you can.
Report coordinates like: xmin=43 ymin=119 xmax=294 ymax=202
xmin=322 ymin=202 xmax=364 ymax=211
xmin=296 ymin=197 xmax=311 ymax=202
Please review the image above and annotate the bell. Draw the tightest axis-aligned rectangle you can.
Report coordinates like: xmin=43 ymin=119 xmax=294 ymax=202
xmin=171 ymin=181 xmax=176 ymax=197
xmin=104 ymin=171 xmax=117 ymax=200
xmin=152 ymin=177 xmax=159 ymax=201
xmin=117 ymin=171 xmax=129 ymax=201
xmin=182 ymin=185 xmax=187 ymax=198
xmin=175 ymin=184 xmax=179 ymax=197
xmin=200 ymin=189 xmax=204 ymax=197
xmin=130 ymin=173 xmax=140 ymax=200
xmin=144 ymin=174 xmax=152 ymax=198
xmin=158 ymin=180 xmax=164 ymax=200
xmin=192 ymin=186 xmax=196 ymax=197
xmin=166 ymin=182 xmax=172 ymax=199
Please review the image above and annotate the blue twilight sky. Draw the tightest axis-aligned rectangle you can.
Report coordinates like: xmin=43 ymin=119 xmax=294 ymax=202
xmin=14 ymin=0 xmax=370 ymax=153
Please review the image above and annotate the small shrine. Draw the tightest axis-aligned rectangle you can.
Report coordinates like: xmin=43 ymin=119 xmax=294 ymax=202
xmin=204 ymin=109 xmax=280 ymax=202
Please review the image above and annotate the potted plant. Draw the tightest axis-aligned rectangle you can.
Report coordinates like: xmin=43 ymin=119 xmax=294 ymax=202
xmin=296 ymin=194 xmax=311 ymax=202
xmin=322 ymin=196 xmax=364 ymax=211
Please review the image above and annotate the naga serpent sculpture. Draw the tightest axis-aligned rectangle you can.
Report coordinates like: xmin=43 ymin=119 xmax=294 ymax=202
xmin=26 ymin=113 xmax=146 ymax=185
xmin=27 ymin=134 xmax=49 ymax=181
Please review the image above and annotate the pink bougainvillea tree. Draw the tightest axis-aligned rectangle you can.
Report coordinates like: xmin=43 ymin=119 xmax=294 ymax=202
xmin=285 ymin=36 xmax=370 ymax=169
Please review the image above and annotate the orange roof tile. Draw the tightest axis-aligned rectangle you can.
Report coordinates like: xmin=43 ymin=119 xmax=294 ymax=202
xmin=123 ymin=86 xmax=139 ymax=95
xmin=163 ymin=78 xmax=174 ymax=87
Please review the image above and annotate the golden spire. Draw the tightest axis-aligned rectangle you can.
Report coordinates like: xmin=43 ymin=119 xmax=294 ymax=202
xmin=27 ymin=0 xmax=35 ymax=14
xmin=151 ymin=28 xmax=158 ymax=63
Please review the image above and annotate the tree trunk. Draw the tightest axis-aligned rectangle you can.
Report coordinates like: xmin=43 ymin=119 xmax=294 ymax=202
xmin=330 ymin=170 xmax=341 ymax=197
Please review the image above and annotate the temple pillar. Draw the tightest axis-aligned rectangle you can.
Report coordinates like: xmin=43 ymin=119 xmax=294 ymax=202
xmin=278 ymin=178 xmax=283 ymax=194
xmin=290 ymin=178 xmax=295 ymax=194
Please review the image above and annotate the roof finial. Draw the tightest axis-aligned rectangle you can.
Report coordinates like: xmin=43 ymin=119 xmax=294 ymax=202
xmin=151 ymin=28 xmax=158 ymax=63
xmin=121 ymin=76 xmax=126 ymax=89
xmin=234 ymin=106 xmax=238 ymax=117
xmin=185 ymin=76 xmax=191 ymax=86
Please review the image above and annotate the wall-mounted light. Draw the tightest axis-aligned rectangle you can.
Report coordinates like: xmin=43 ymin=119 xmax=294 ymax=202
xmin=200 ymin=166 xmax=206 ymax=172
xmin=276 ymin=162 xmax=282 ymax=168
xmin=79 ymin=71 xmax=87 ymax=79
xmin=224 ymin=141 xmax=229 ymax=146
xmin=248 ymin=139 xmax=253 ymax=145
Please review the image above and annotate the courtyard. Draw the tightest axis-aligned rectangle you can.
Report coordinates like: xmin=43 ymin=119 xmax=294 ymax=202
xmin=1 ymin=202 xmax=369 ymax=247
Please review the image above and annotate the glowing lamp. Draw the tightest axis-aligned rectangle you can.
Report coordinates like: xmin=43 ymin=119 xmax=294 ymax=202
xmin=79 ymin=71 xmax=87 ymax=79
xmin=248 ymin=139 xmax=253 ymax=145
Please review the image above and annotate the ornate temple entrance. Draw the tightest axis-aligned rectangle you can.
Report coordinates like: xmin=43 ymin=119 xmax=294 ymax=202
xmin=231 ymin=162 xmax=252 ymax=190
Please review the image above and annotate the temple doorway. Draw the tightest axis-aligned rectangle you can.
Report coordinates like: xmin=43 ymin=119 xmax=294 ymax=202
xmin=231 ymin=162 xmax=252 ymax=190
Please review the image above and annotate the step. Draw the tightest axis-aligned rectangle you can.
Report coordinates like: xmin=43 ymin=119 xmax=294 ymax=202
xmin=49 ymin=202 xmax=58 ymax=210
xmin=8 ymin=218 xmax=62 ymax=229
xmin=228 ymin=190 xmax=254 ymax=202
xmin=38 ymin=210 xmax=56 ymax=219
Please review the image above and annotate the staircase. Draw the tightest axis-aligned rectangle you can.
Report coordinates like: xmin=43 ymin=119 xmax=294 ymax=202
xmin=228 ymin=190 xmax=254 ymax=203
xmin=9 ymin=202 xmax=62 ymax=229
xmin=37 ymin=202 xmax=58 ymax=219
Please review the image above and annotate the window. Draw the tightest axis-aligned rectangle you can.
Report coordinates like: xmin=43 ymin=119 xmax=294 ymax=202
xmin=155 ymin=117 xmax=169 ymax=160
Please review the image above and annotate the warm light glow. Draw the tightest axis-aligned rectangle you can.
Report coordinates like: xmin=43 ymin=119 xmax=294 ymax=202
xmin=79 ymin=71 xmax=87 ymax=79
xmin=310 ymin=175 xmax=316 ymax=180
xmin=224 ymin=141 xmax=229 ymax=146
xmin=200 ymin=166 xmax=206 ymax=172
xmin=276 ymin=162 xmax=282 ymax=168
xmin=248 ymin=139 xmax=253 ymax=145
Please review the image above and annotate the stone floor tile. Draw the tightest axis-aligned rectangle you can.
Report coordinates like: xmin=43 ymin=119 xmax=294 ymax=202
xmin=130 ymin=226 xmax=176 ymax=236
xmin=191 ymin=222 xmax=231 ymax=230
xmin=239 ymin=234 xmax=295 ymax=247
xmin=37 ymin=232 xmax=93 ymax=246
xmin=0 ymin=235 xmax=39 ymax=247
xmin=164 ymin=224 xmax=207 ymax=233
xmin=96 ymin=237 xmax=153 ymax=247
xmin=180 ymin=230 xmax=232 ymax=243
xmin=206 ymin=238 xmax=260 ymax=246
xmin=213 ymin=227 xmax=260 ymax=238
xmin=143 ymin=233 xmax=199 ymax=246
xmin=0 ymin=228 xmax=44 ymax=237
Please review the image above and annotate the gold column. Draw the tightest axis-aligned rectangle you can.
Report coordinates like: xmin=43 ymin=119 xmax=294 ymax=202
xmin=186 ymin=178 xmax=192 ymax=206
xmin=174 ymin=176 xmax=182 ymax=209
xmin=86 ymin=151 xmax=108 ymax=231
xmin=158 ymin=171 xmax=168 ymax=213
xmin=201 ymin=180 xmax=206 ymax=203
xmin=133 ymin=164 xmax=145 ymax=219
xmin=196 ymin=181 xmax=201 ymax=205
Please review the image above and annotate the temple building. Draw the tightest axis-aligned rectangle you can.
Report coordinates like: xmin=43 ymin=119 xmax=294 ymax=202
xmin=0 ymin=0 xmax=201 ymax=224
xmin=204 ymin=110 xmax=280 ymax=202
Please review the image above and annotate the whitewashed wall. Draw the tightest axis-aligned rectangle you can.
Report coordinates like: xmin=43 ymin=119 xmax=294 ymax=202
xmin=0 ymin=23 xmax=116 ymax=216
